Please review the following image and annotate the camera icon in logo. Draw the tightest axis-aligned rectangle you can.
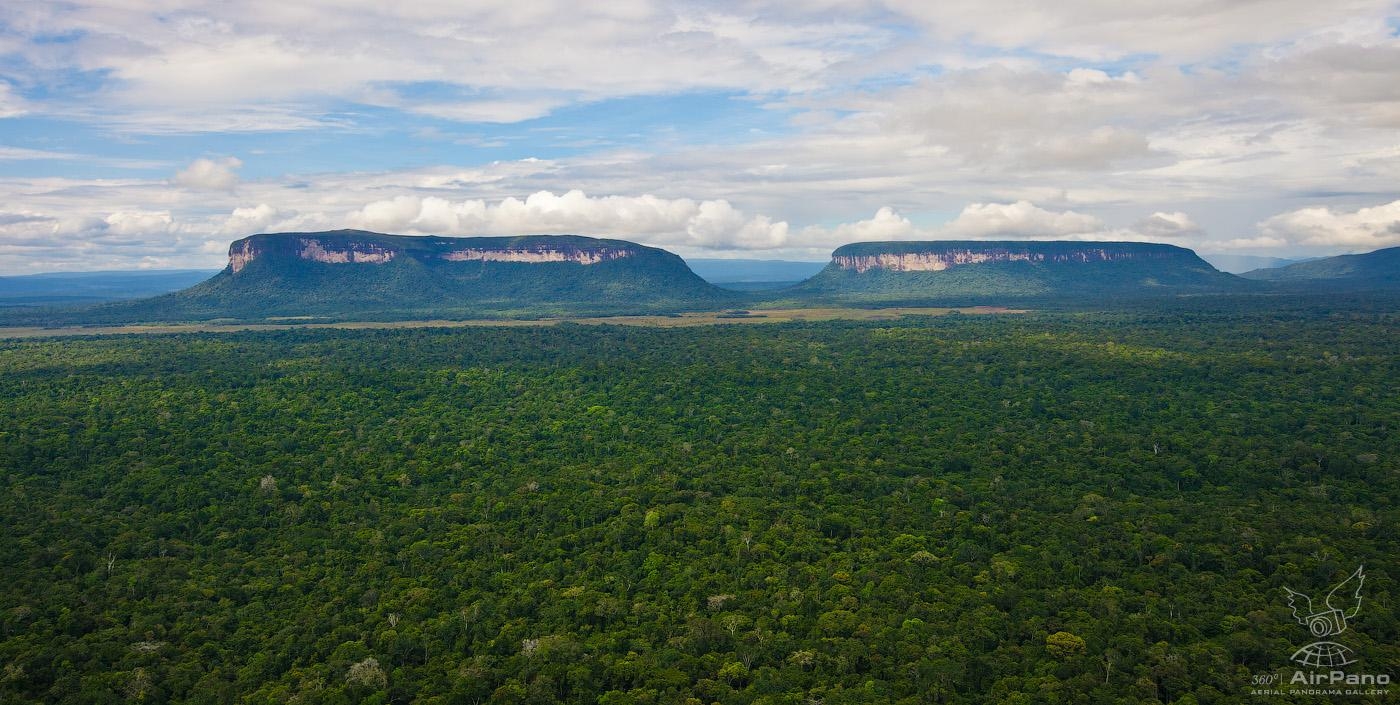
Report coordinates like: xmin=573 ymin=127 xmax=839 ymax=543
xmin=1304 ymin=607 xmax=1347 ymax=638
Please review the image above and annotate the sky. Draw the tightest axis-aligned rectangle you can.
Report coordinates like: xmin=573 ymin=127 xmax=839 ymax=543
xmin=1 ymin=1 xmax=1399 ymax=273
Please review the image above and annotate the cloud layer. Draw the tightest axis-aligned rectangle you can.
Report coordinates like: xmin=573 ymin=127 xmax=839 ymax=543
xmin=18 ymin=180 xmax=1380 ymax=272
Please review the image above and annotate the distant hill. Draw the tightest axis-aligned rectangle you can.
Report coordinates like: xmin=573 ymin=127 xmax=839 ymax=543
xmin=0 ymin=269 xmax=217 ymax=307
xmin=684 ymin=258 xmax=828 ymax=288
xmin=789 ymin=240 xmax=1247 ymax=302
xmin=1200 ymin=253 xmax=1304 ymax=274
xmin=35 ymin=231 xmax=732 ymax=323
xmin=1240 ymin=245 xmax=1400 ymax=288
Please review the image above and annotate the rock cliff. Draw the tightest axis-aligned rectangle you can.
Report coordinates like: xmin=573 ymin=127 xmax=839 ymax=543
xmin=226 ymin=231 xmax=640 ymax=274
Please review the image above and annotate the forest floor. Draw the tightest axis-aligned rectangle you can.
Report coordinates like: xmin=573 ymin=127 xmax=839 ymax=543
xmin=0 ymin=305 xmax=1025 ymax=338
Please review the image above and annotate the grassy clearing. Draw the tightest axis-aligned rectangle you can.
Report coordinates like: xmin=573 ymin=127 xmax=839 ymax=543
xmin=0 ymin=306 xmax=1024 ymax=339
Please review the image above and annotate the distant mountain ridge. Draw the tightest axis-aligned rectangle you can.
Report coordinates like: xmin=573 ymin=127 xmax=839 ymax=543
xmin=1200 ymin=253 xmax=1305 ymax=274
xmin=683 ymin=258 xmax=828 ymax=284
xmin=1240 ymin=245 xmax=1399 ymax=288
xmin=0 ymin=269 xmax=217 ymax=307
xmin=791 ymin=240 xmax=1246 ymax=301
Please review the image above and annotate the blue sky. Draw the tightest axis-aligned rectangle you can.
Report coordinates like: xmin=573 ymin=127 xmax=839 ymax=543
xmin=0 ymin=90 xmax=795 ymax=180
xmin=1 ymin=1 xmax=1399 ymax=273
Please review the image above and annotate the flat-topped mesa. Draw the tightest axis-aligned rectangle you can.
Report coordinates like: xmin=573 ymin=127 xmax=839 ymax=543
xmin=796 ymin=239 xmax=1243 ymax=300
xmin=830 ymin=241 xmax=1193 ymax=274
xmin=227 ymin=230 xmax=639 ymax=274
xmin=172 ymin=229 xmax=729 ymax=320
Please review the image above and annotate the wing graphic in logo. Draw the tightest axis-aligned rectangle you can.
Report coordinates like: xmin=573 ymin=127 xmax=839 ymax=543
xmin=1284 ymin=586 xmax=1314 ymax=627
xmin=1324 ymin=565 xmax=1364 ymax=623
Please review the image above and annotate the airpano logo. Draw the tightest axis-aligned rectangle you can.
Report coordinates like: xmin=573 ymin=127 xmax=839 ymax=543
xmin=1250 ymin=565 xmax=1391 ymax=698
xmin=1284 ymin=565 xmax=1364 ymax=667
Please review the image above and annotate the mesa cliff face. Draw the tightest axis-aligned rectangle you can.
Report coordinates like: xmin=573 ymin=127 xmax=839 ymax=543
xmin=830 ymin=242 xmax=1190 ymax=273
xmin=226 ymin=231 xmax=638 ymax=274
xmin=796 ymin=240 xmax=1246 ymax=300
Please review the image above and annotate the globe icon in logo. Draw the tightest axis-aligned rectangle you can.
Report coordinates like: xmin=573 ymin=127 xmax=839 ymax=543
xmin=1291 ymin=641 xmax=1358 ymax=668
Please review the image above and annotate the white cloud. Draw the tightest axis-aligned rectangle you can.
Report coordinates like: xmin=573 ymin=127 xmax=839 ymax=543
xmin=682 ymin=200 xmax=790 ymax=249
xmin=0 ymin=82 xmax=25 ymax=118
xmin=405 ymin=98 xmax=569 ymax=124
xmin=0 ymin=205 xmax=196 ymax=274
xmin=882 ymin=0 xmax=1394 ymax=60
xmin=345 ymin=189 xmax=792 ymax=249
xmin=1252 ymin=23 xmax=1400 ymax=128
xmin=103 ymin=210 xmax=176 ymax=237
xmin=11 ymin=1 xmax=890 ymax=129
xmin=943 ymin=201 xmax=1105 ymax=239
xmin=220 ymin=203 xmax=283 ymax=234
xmin=1211 ymin=235 xmax=1291 ymax=251
xmin=112 ymin=36 xmax=424 ymax=106
xmin=804 ymin=206 xmax=917 ymax=246
xmin=1020 ymin=126 xmax=1154 ymax=170
xmin=0 ymin=146 xmax=79 ymax=161
xmin=1257 ymin=199 xmax=1400 ymax=250
xmin=804 ymin=64 xmax=1171 ymax=177
xmin=175 ymin=157 xmax=243 ymax=191
xmin=1132 ymin=211 xmax=1203 ymax=242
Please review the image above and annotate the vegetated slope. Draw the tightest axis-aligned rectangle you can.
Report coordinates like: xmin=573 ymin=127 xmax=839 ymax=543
xmin=1240 ymin=245 xmax=1400 ymax=288
xmin=788 ymin=240 xmax=1249 ymax=304
xmin=31 ymin=231 xmax=735 ymax=323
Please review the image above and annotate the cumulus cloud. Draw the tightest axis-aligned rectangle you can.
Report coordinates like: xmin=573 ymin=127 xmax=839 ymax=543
xmin=797 ymin=202 xmax=1214 ymax=251
xmin=220 ymin=204 xmax=283 ymax=234
xmin=0 ymin=207 xmax=194 ymax=273
xmin=2 ymin=178 xmax=1235 ymax=274
xmin=175 ymin=157 xmax=243 ymax=190
xmin=1256 ymin=199 xmax=1400 ymax=250
xmin=943 ymin=201 xmax=1105 ymax=239
xmin=103 ymin=211 xmax=177 ymax=237
xmin=803 ymin=207 xmax=917 ymax=246
xmin=1132 ymin=212 xmax=1204 ymax=242
xmin=344 ymin=190 xmax=792 ymax=249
